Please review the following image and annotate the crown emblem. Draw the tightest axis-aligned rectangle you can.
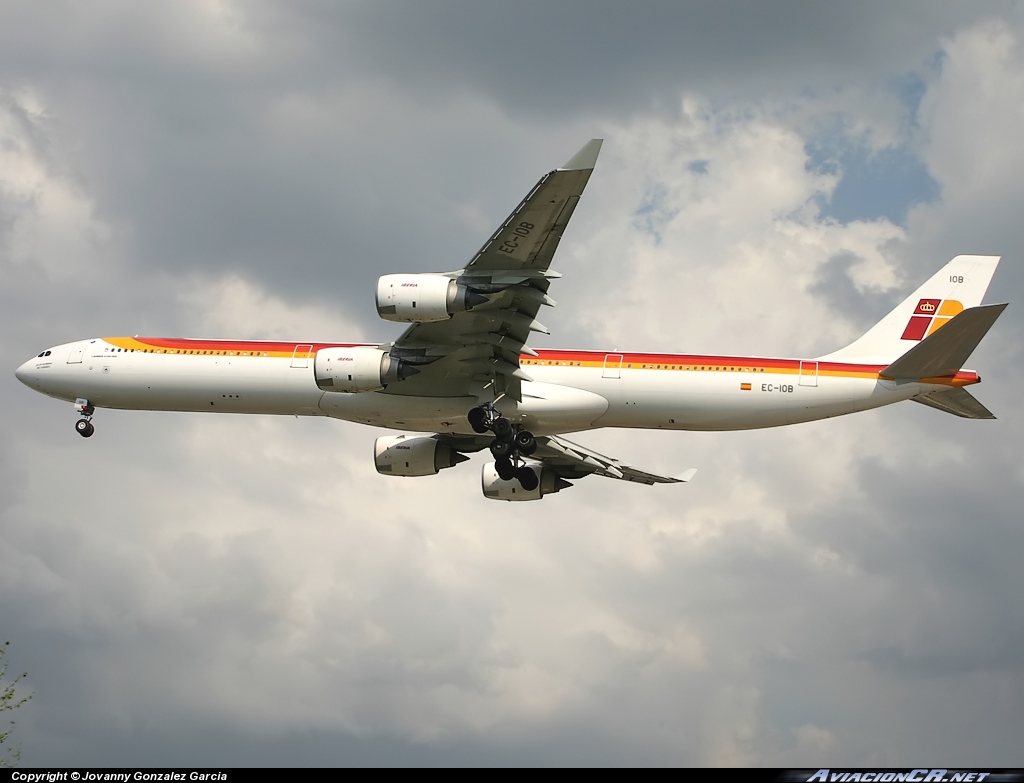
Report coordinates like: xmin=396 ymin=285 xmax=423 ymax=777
xmin=903 ymin=298 xmax=964 ymax=341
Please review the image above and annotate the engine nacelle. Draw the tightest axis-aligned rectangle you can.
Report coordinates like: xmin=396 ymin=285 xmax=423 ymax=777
xmin=481 ymin=462 xmax=572 ymax=501
xmin=314 ymin=346 xmax=416 ymax=393
xmin=375 ymin=435 xmax=469 ymax=477
xmin=376 ymin=274 xmax=488 ymax=323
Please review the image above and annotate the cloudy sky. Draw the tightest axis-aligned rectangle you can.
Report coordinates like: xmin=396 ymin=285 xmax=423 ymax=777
xmin=2 ymin=0 xmax=1023 ymax=767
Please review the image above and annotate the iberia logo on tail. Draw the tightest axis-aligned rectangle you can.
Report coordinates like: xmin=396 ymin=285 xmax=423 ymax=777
xmin=901 ymin=299 xmax=963 ymax=341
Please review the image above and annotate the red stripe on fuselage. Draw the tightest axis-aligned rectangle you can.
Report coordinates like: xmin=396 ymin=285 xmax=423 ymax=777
xmin=117 ymin=340 xmax=979 ymax=385
xmin=130 ymin=337 xmax=372 ymax=352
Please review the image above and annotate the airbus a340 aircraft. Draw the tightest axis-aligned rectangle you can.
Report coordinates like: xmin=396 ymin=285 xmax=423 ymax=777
xmin=16 ymin=140 xmax=1007 ymax=500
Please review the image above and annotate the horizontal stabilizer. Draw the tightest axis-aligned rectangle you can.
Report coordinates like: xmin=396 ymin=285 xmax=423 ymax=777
xmin=881 ymin=303 xmax=1007 ymax=380
xmin=912 ymin=387 xmax=996 ymax=419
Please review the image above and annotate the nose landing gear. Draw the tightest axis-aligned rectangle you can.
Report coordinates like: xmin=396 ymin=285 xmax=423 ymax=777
xmin=469 ymin=406 xmax=538 ymax=488
xmin=74 ymin=398 xmax=95 ymax=438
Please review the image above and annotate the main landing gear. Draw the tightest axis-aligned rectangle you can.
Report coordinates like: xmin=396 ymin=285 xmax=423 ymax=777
xmin=74 ymin=398 xmax=95 ymax=438
xmin=468 ymin=406 xmax=538 ymax=490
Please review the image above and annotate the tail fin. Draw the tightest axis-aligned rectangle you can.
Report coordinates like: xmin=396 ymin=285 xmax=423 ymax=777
xmin=818 ymin=255 xmax=1002 ymax=364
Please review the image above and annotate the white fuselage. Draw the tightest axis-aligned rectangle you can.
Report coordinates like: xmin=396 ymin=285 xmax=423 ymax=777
xmin=15 ymin=337 xmax=978 ymax=435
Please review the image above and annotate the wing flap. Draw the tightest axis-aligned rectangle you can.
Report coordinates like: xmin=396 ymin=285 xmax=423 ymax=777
xmin=534 ymin=435 xmax=695 ymax=485
xmin=432 ymin=432 xmax=696 ymax=487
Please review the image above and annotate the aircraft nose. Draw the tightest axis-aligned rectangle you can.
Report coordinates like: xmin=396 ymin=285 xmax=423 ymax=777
xmin=15 ymin=358 xmax=33 ymax=386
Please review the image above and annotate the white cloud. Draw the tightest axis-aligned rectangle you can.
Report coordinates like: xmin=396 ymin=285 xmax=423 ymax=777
xmin=178 ymin=273 xmax=366 ymax=341
xmin=558 ymin=99 xmax=906 ymax=360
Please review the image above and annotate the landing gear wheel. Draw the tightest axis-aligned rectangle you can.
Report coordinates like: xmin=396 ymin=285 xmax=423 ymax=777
xmin=495 ymin=456 xmax=516 ymax=481
xmin=467 ymin=406 xmax=490 ymax=434
xmin=490 ymin=439 xmax=513 ymax=459
xmin=515 ymin=466 xmax=539 ymax=491
xmin=75 ymin=420 xmax=95 ymax=438
xmin=514 ymin=429 xmax=537 ymax=456
xmin=491 ymin=417 xmax=514 ymax=442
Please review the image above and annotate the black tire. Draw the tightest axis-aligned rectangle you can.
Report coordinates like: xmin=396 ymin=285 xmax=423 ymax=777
xmin=467 ymin=407 xmax=490 ymax=434
xmin=490 ymin=439 xmax=513 ymax=459
xmin=495 ymin=457 xmax=516 ymax=481
xmin=515 ymin=466 xmax=539 ymax=491
xmin=492 ymin=417 xmax=514 ymax=442
xmin=75 ymin=420 xmax=94 ymax=438
xmin=514 ymin=430 xmax=536 ymax=455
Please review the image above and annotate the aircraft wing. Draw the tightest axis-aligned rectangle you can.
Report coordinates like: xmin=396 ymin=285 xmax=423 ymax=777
xmin=382 ymin=140 xmax=603 ymax=401
xmin=437 ymin=432 xmax=695 ymax=486
xmin=533 ymin=434 xmax=696 ymax=485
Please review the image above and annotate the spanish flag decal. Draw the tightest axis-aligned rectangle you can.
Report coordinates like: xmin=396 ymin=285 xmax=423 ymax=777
xmin=901 ymin=299 xmax=963 ymax=341
xmin=740 ymin=382 xmax=752 ymax=391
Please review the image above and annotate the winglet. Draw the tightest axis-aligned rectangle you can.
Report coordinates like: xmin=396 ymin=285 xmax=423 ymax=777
xmin=559 ymin=139 xmax=603 ymax=171
xmin=675 ymin=468 xmax=698 ymax=483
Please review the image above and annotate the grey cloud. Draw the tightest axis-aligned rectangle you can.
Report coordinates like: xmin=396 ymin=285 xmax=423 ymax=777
xmin=809 ymin=251 xmax=901 ymax=332
xmin=0 ymin=1 xmax=1006 ymax=323
xmin=259 ymin=1 xmax=989 ymax=113
xmin=3 ymin=1 xmax=1024 ymax=769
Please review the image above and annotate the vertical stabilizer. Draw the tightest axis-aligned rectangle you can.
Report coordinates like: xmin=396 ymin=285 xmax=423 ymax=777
xmin=818 ymin=255 xmax=1001 ymax=364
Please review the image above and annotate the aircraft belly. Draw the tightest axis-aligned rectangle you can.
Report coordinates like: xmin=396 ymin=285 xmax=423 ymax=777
xmin=581 ymin=370 xmax=914 ymax=431
xmin=317 ymin=380 xmax=608 ymax=436
xmin=318 ymin=392 xmax=480 ymax=433
xmin=501 ymin=381 xmax=609 ymax=436
xmin=62 ymin=354 xmax=326 ymax=415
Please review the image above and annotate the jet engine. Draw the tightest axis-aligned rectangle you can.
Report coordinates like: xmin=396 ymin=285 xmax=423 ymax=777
xmin=314 ymin=347 xmax=416 ymax=393
xmin=376 ymin=274 xmax=488 ymax=323
xmin=481 ymin=462 xmax=572 ymax=501
xmin=375 ymin=435 xmax=469 ymax=477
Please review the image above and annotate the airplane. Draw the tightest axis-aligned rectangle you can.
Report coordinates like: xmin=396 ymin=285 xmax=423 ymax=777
xmin=15 ymin=140 xmax=1007 ymax=501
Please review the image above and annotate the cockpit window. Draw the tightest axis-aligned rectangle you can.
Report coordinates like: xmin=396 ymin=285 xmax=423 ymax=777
xmin=37 ymin=350 xmax=51 ymax=357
